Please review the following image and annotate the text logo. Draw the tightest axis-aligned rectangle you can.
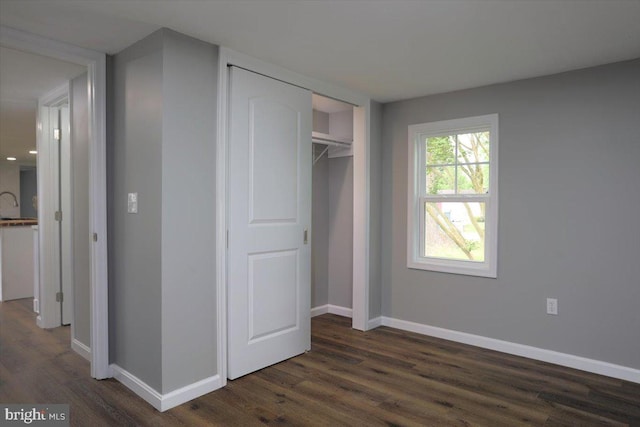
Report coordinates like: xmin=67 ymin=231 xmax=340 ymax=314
xmin=1 ymin=404 xmax=69 ymax=426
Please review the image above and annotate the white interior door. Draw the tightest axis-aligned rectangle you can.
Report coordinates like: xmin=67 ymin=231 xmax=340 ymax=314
xmin=227 ymin=66 xmax=312 ymax=379
xmin=59 ymin=105 xmax=73 ymax=325
xmin=49 ymin=104 xmax=73 ymax=326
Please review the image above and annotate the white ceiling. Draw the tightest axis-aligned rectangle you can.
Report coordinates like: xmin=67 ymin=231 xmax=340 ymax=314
xmin=0 ymin=46 xmax=85 ymax=164
xmin=1 ymin=0 xmax=639 ymax=104
xmin=0 ymin=46 xmax=85 ymax=102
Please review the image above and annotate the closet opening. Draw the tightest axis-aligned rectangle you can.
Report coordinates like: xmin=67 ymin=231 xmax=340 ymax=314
xmin=311 ymin=94 xmax=355 ymax=319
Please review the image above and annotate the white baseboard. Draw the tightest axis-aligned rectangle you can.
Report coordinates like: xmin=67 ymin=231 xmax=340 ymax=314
xmin=161 ymin=375 xmax=223 ymax=411
xmin=110 ymin=364 xmax=163 ymax=410
xmin=311 ymin=304 xmax=353 ymax=318
xmin=381 ymin=316 xmax=640 ymax=384
xmin=328 ymin=305 xmax=352 ymax=318
xmin=367 ymin=316 xmax=383 ymax=330
xmin=110 ymin=364 xmax=223 ymax=411
xmin=71 ymin=339 xmax=91 ymax=361
xmin=311 ymin=304 xmax=329 ymax=317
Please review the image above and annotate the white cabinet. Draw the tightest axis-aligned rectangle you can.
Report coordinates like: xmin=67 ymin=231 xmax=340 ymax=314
xmin=0 ymin=226 xmax=35 ymax=301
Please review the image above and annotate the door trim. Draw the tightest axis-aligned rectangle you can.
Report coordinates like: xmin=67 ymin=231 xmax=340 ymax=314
xmin=217 ymin=47 xmax=372 ymax=384
xmin=37 ymin=84 xmax=69 ymax=330
xmin=0 ymin=26 xmax=109 ymax=379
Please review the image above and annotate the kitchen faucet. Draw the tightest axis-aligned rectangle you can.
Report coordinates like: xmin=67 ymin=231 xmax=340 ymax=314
xmin=0 ymin=191 xmax=19 ymax=207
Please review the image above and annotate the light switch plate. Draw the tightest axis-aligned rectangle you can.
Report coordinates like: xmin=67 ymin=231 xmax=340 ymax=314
xmin=128 ymin=192 xmax=138 ymax=213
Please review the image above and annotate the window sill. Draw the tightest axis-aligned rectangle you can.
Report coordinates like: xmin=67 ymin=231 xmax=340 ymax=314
xmin=407 ymin=259 xmax=497 ymax=278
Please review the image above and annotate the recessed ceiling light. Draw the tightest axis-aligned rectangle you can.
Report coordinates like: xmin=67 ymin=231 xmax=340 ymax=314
xmin=7 ymin=157 xmax=17 ymax=161
xmin=29 ymin=150 xmax=38 ymax=154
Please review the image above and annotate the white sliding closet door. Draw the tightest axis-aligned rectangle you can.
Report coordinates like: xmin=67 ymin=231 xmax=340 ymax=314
xmin=227 ymin=66 xmax=312 ymax=379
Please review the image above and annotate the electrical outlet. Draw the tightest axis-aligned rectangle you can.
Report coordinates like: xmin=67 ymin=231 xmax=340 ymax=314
xmin=546 ymin=298 xmax=558 ymax=315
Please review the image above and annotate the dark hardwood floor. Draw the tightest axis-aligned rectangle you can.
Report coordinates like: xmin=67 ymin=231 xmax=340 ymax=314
xmin=1 ymin=298 xmax=638 ymax=426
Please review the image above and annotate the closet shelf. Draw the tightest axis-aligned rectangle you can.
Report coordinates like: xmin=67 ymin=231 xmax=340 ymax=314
xmin=311 ymin=131 xmax=352 ymax=147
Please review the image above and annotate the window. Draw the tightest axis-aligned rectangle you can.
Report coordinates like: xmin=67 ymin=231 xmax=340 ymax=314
xmin=407 ymin=114 xmax=498 ymax=277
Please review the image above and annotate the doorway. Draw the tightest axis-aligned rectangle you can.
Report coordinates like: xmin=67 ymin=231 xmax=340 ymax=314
xmin=38 ymin=91 xmax=74 ymax=329
xmin=1 ymin=26 xmax=109 ymax=379
xmin=219 ymin=48 xmax=372 ymax=383
xmin=36 ymin=78 xmax=91 ymax=362
xmin=227 ymin=66 xmax=312 ymax=379
xmin=311 ymin=94 xmax=355 ymax=319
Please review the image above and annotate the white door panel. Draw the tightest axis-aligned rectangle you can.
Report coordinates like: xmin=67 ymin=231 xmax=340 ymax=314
xmin=60 ymin=105 xmax=73 ymax=325
xmin=248 ymin=249 xmax=298 ymax=341
xmin=227 ymin=67 xmax=312 ymax=379
xmin=249 ymin=97 xmax=300 ymax=223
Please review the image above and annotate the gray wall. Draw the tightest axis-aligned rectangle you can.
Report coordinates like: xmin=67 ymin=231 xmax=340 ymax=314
xmin=19 ymin=168 xmax=37 ymax=218
xmin=328 ymin=156 xmax=353 ymax=308
xmin=312 ymin=154 xmax=353 ymax=310
xmin=368 ymin=101 xmax=382 ymax=319
xmin=0 ymin=162 xmax=20 ymax=219
xmin=312 ymin=108 xmax=355 ymax=311
xmin=329 ymin=110 xmax=352 ymax=140
xmin=111 ymin=31 xmax=164 ymax=391
xmin=70 ymin=72 xmax=90 ymax=348
xmin=109 ymin=29 xmax=218 ymax=393
xmin=313 ymin=110 xmax=329 ymax=134
xmin=312 ymin=153 xmax=329 ymax=308
xmin=381 ymin=59 xmax=640 ymax=369
xmin=160 ymin=30 xmax=217 ymax=393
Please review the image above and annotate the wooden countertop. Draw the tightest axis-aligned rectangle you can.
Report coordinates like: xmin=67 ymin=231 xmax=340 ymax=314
xmin=0 ymin=219 xmax=38 ymax=227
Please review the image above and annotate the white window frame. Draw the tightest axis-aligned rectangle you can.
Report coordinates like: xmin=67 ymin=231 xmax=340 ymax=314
xmin=407 ymin=114 xmax=498 ymax=278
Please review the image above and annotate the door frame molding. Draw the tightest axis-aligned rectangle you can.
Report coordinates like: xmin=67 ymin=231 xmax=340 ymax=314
xmin=216 ymin=47 xmax=372 ymax=385
xmin=36 ymin=84 xmax=69 ymax=330
xmin=0 ymin=26 xmax=109 ymax=379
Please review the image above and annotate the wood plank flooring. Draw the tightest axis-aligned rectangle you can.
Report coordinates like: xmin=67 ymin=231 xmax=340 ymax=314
xmin=1 ymin=298 xmax=638 ymax=426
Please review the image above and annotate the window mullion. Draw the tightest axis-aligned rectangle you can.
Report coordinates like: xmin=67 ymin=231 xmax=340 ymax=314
xmin=423 ymin=195 xmax=490 ymax=203
xmin=454 ymin=134 xmax=458 ymax=195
